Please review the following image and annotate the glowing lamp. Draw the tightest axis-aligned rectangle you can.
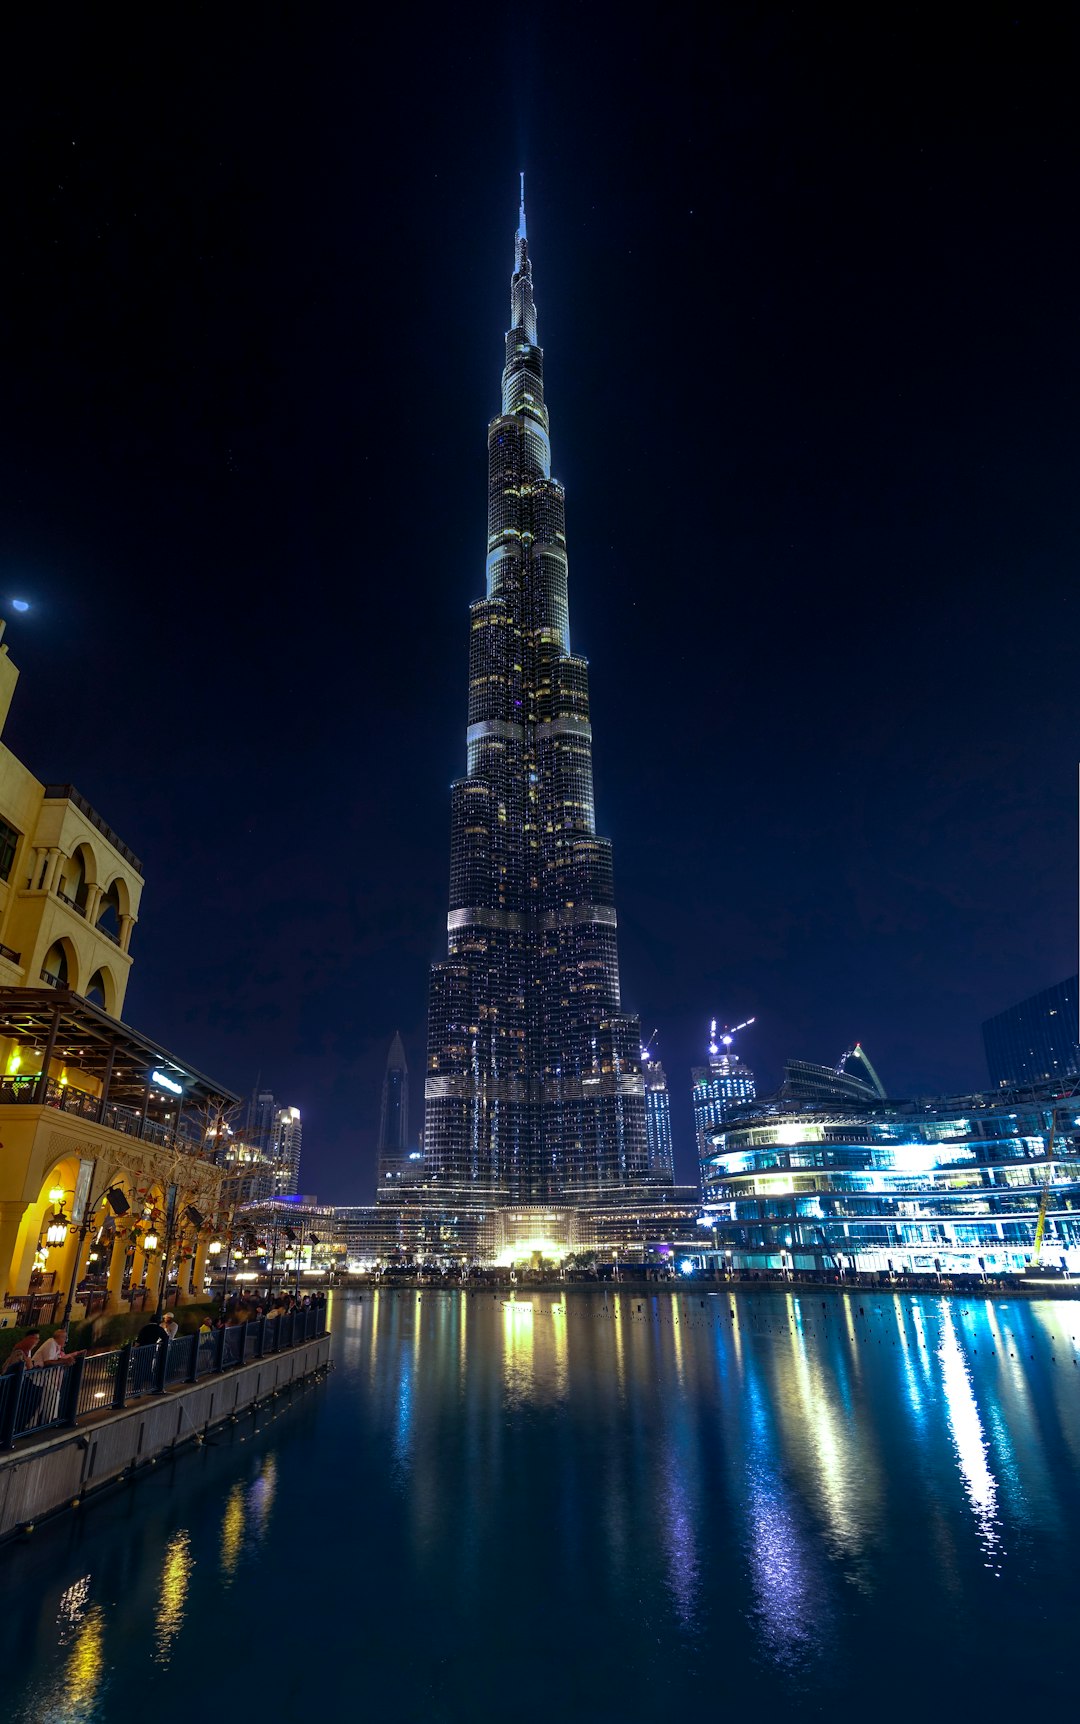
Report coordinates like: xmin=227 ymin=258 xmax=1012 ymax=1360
xmin=208 ymin=1239 xmax=223 ymax=1256
xmin=143 ymin=1229 xmax=159 ymax=1253
xmin=46 ymin=1211 xmax=68 ymax=1248
xmin=48 ymin=1185 xmax=65 ymax=1206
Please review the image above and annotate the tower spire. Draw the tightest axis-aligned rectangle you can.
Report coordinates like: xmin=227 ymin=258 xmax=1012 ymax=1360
xmin=517 ymin=171 xmax=527 ymax=242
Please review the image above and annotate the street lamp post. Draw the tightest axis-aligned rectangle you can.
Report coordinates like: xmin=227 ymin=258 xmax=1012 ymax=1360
xmin=47 ymin=1167 xmax=132 ymax=1327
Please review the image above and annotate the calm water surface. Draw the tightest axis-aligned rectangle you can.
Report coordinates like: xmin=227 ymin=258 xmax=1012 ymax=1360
xmin=2 ymin=1287 xmax=1079 ymax=1719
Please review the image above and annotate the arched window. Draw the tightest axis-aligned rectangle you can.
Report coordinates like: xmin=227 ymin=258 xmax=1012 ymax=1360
xmin=96 ymin=880 xmax=122 ymax=942
xmin=84 ymin=968 xmax=109 ymax=1009
xmin=41 ymin=941 xmax=69 ymax=987
xmin=58 ymin=843 xmax=96 ymax=913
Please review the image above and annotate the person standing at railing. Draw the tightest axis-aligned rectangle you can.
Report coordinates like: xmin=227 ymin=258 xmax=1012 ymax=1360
xmin=31 ymin=1326 xmax=82 ymax=1367
xmin=3 ymin=1332 xmax=43 ymax=1428
xmin=2 ymin=1333 xmax=39 ymax=1375
xmin=29 ymin=1326 xmax=82 ymax=1427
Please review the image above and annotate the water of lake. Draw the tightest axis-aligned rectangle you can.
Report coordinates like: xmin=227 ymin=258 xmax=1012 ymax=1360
xmin=1 ymin=1287 xmax=1078 ymax=1720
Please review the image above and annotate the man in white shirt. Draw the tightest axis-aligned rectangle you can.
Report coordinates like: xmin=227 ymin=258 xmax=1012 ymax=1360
xmin=28 ymin=1326 xmax=83 ymax=1427
xmin=31 ymin=1326 xmax=81 ymax=1367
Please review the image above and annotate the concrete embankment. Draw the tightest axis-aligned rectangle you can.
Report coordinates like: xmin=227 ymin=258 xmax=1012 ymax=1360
xmin=0 ymin=1331 xmax=331 ymax=1544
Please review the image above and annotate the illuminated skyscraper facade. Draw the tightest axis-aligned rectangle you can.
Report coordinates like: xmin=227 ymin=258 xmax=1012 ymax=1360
xmin=425 ymin=180 xmax=648 ymax=1209
xmin=642 ymin=1055 xmax=675 ymax=1183
xmin=268 ymin=1104 xmax=303 ymax=1197
xmin=692 ymin=1021 xmax=756 ymax=1166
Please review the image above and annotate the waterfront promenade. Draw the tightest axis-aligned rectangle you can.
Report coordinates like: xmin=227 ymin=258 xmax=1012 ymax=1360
xmin=339 ymin=1266 xmax=1080 ymax=1300
xmin=0 ymin=1306 xmax=330 ymax=1543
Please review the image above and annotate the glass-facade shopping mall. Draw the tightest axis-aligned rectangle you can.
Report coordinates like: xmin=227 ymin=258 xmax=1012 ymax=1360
xmin=697 ymin=1082 xmax=1080 ymax=1277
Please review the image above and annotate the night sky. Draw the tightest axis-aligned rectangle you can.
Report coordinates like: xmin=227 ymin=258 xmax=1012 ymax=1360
xmin=1 ymin=8 xmax=1076 ymax=1198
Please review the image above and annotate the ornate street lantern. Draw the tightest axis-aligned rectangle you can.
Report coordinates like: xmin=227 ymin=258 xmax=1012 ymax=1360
xmin=45 ymin=1209 xmax=69 ymax=1248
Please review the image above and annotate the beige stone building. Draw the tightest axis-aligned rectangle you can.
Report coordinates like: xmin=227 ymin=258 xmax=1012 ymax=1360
xmin=0 ymin=622 xmax=233 ymax=1321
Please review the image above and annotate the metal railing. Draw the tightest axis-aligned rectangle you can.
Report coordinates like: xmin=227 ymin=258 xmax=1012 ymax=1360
xmin=3 ymin=1292 xmax=62 ymax=1326
xmin=0 ymin=1075 xmax=215 ymax=1159
xmin=0 ymin=1305 xmax=328 ymax=1450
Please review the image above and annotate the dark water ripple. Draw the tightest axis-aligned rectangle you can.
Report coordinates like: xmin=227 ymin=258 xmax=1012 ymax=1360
xmin=1 ymin=1287 xmax=1078 ymax=1719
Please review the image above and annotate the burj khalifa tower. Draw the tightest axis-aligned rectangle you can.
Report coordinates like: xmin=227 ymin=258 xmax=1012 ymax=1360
xmin=424 ymin=179 xmax=649 ymax=1211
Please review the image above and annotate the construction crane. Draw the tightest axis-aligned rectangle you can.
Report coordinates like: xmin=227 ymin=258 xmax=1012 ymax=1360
xmin=1031 ymin=1106 xmax=1057 ymax=1267
xmin=835 ymin=1041 xmax=888 ymax=1099
xmin=640 ymin=1028 xmax=660 ymax=1064
xmin=709 ymin=1017 xmax=755 ymax=1057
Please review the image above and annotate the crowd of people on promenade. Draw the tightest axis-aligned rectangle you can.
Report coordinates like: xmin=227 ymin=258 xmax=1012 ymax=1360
xmin=1 ymin=1286 xmax=328 ymax=1429
xmin=216 ymin=1288 xmax=327 ymax=1328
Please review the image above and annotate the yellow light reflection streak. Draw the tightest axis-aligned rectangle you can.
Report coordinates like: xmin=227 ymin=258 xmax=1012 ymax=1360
xmin=784 ymin=1291 xmax=878 ymax=1577
xmin=220 ymin=1480 xmax=244 ymax=1582
xmin=613 ymin=1291 xmax=626 ymax=1396
xmin=502 ymin=1298 xmax=535 ymax=1404
xmin=154 ymin=1528 xmax=193 ymax=1666
xmin=670 ymin=1294 xmax=685 ymax=1389
xmin=550 ymin=1299 xmax=567 ymax=1399
xmin=56 ymin=1605 xmax=105 ymax=1721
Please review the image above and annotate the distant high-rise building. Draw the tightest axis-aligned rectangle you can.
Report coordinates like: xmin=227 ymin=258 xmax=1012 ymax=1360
xmin=982 ymin=976 xmax=1080 ymax=1089
xmin=247 ymin=1086 xmax=276 ymax=1154
xmin=423 ymin=178 xmax=648 ymax=1208
xmin=692 ymin=1019 xmax=757 ymax=1163
xmin=641 ymin=1043 xmax=674 ymax=1183
xmin=376 ymin=1032 xmax=411 ymax=1201
xmin=268 ymin=1104 xmax=303 ymax=1196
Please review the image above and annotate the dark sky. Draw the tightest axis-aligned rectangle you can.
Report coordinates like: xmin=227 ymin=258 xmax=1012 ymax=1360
xmin=1 ymin=7 xmax=1076 ymax=1197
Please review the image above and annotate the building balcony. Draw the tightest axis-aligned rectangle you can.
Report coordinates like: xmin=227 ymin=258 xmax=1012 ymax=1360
xmin=41 ymin=785 xmax=142 ymax=874
xmin=0 ymin=1075 xmax=215 ymax=1158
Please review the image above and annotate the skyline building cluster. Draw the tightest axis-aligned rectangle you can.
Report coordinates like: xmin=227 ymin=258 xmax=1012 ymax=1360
xmin=213 ymin=1084 xmax=306 ymax=1207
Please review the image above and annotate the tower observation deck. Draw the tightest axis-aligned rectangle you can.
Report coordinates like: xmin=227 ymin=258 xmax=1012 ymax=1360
xmin=424 ymin=179 xmax=649 ymax=1209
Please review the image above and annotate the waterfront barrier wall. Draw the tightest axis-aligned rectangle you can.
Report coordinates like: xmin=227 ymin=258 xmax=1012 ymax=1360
xmin=0 ymin=1315 xmax=331 ymax=1544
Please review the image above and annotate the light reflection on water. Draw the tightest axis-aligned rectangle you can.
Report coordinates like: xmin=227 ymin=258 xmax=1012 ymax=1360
xmin=153 ymin=1530 xmax=193 ymax=1667
xmin=937 ymin=1303 xmax=1001 ymax=1567
xmin=2 ymin=1289 xmax=1079 ymax=1718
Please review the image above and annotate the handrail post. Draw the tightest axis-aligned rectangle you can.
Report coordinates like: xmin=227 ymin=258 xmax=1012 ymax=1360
xmin=62 ymin=1353 xmax=86 ymax=1426
xmin=255 ymin=1317 xmax=265 ymax=1359
xmin=112 ymin=1343 xmax=132 ymax=1410
xmin=152 ymin=1338 xmax=169 ymax=1396
xmin=213 ymin=1325 xmax=226 ymax=1373
xmin=186 ymin=1335 xmax=199 ymax=1383
xmin=0 ymin=1374 xmax=17 ymax=1450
